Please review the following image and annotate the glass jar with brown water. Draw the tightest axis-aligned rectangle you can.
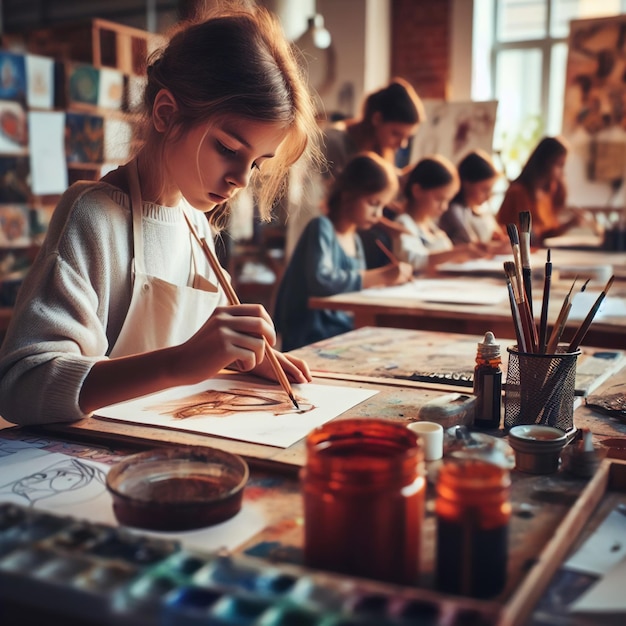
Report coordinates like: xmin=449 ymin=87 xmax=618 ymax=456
xmin=435 ymin=458 xmax=511 ymax=599
xmin=301 ymin=418 xmax=425 ymax=586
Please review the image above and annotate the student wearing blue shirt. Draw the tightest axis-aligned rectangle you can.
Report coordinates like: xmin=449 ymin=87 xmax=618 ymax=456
xmin=275 ymin=152 xmax=413 ymax=351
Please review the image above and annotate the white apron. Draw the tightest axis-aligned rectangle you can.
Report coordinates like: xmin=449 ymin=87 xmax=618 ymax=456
xmin=109 ymin=160 xmax=222 ymax=357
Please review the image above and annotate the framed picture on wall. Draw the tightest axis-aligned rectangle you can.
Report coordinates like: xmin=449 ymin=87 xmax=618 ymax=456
xmin=563 ymin=14 xmax=626 ymax=182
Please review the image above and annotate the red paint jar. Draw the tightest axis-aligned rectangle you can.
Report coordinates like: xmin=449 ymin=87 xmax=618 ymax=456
xmin=301 ymin=418 xmax=425 ymax=585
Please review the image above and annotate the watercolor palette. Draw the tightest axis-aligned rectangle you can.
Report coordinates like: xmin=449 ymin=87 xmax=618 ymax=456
xmin=0 ymin=502 xmax=500 ymax=625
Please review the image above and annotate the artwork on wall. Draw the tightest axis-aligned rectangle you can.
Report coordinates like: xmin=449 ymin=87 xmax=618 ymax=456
xmin=29 ymin=111 xmax=68 ymax=195
xmin=98 ymin=68 xmax=124 ymax=110
xmin=410 ymin=100 xmax=498 ymax=165
xmin=25 ymin=54 xmax=55 ymax=110
xmin=563 ymin=15 xmax=626 ymax=182
xmin=0 ymin=52 xmax=27 ymax=102
xmin=0 ymin=204 xmax=30 ymax=246
xmin=0 ymin=156 xmax=30 ymax=203
xmin=68 ymin=64 xmax=100 ymax=107
xmin=65 ymin=112 xmax=104 ymax=163
xmin=0 ymin=100 xmax=28 ymax=155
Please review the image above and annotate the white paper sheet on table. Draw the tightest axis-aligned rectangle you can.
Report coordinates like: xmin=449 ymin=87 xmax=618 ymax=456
xmin=0 ymin=445 xmax=267 ymax=553
xmin=95 ymin=375 xmax=377 ymax=448
xmin=569 ymin=291 xmax=626 ymax=321
xmin=360 ymin=279 xmax=507 ymax=305
xmin=435 ymin=256 xmax=511 ymax=276
xmin=564 ymin=506 xmax=626 ymax=613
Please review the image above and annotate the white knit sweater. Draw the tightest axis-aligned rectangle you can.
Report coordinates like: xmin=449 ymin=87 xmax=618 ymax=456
xmin=0 ymin=181 xmax=225 ymax=425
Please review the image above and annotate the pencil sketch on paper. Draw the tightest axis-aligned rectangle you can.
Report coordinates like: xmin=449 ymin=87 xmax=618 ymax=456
xmin=0 ymin=456 xmax=107 ymax=507
xmin=148 ymin=387 xmax=315 ymax=419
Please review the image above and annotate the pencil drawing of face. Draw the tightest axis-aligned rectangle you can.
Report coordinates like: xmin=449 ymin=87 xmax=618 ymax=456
xmin=149 ymin=387 xmax=314 ymax=419
xmin=0 ymin=457 xmax=107 ymax=506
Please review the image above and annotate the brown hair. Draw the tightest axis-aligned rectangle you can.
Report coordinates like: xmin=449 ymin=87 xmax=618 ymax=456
xmin=326 ymin=151 xmax=399 ymax=221
xmin=516 ymin=135 xmax=568 ymax=200
xmin=139 ymin=2 xmax=322 ymax=226
xmin=404 ymin=155 xmax=459 ymax=200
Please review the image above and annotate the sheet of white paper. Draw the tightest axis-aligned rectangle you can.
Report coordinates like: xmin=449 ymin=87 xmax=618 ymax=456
xmin=565 ymin=507 xmax=626 ymax=575
xmin=436 ymin=256 xmax=511 ymax=276
xmin=569 ymin=557 xmax=626 ymax=613
xmin=360 ymin=279 xmax=507 ymax=305
xmin=0 ymin=445 xmax=266 ymax=552
xmin=28 ymin=111 xmax=68 ymax=194
xmin=95 ymin=377 xmax=377 ymax=448
xmin=569 ymin=291 xmax=626 ymax=321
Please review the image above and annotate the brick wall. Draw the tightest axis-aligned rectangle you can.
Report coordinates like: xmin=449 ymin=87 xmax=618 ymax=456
xmin=391 ymin=0 xmax=451 ymax=99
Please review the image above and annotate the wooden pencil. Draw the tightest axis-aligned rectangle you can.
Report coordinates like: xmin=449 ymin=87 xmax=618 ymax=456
xmin=375 ymin=239 xmax=399 ymax=265
xmin=183 ymin=213 xmax=300 ymax=409
xmin=567 ymin=276 xmax=615 ymax=352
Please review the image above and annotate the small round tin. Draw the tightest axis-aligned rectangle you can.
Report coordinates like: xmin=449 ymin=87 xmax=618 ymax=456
xmin=508 ymin=425 xmax=568 ymax=474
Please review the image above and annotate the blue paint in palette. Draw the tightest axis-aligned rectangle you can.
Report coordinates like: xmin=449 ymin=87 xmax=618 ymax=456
xmin=0 ymin=503 xmax=502 ymax=626
xmin=210 ymin=593 xmax=274 ymax=625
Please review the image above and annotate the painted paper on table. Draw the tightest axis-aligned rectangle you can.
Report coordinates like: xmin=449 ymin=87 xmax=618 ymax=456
xmin=0 ymin=442 xmax=267 ymax=552
xmin=95 ymin=376 xmax=377 ymax=448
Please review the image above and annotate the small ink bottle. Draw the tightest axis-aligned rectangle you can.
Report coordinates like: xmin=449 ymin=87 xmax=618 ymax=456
xmin=435 ymin=459 xmax=511 ymax=599
xmin=473 ymin=331 xmax=502 ymax=429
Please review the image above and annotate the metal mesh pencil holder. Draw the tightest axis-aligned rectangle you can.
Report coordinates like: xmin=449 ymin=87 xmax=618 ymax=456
xmin=504 ymin=346 xmax=580 ymax=431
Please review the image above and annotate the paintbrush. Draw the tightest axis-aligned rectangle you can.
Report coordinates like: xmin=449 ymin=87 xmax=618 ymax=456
xmin=506 ymin=224 xmax=537 ymax=351
xmin=504 ymin=261 xmax=533 ymax=353
xmin=567 ymin=276 xmax=615 ymax=352
xmin=538 ymin=249 xmax=552 ymax=354
xmin=183 ymin=213 xmax=300 ymax=410
xmin=518 ymin=211 xmax=533 ymax=315
xmin=504 ymin=262 xmax=527 ymax=353
xmin=546 ymin=276 xmax=578 ymax=353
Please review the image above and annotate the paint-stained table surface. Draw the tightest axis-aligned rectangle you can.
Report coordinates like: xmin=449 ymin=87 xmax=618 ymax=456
xmin=1 ymin=325 xmax=626 ymax=624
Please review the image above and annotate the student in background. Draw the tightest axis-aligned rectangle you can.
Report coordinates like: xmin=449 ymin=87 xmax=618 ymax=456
xmin=0 ymin=4 xmax=321 ymax=426
xmin=439 ymin=149 xmax=506 ymax=245
xmin=285 ymin=78 xmax=425 ymax=261
xmin=496 ymin=136 xmax=583 ymax=244
xmin=393 ymin=155 xmax=487 ymax=272
xmin=275 ymin=152 xmax=413 ymax=352
xmin=324 ymin=78 xmax=424 ymax=175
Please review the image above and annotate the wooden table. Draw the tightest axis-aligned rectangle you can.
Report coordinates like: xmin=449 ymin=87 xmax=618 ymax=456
xmin=308 ymin=248 xmax=626 ymax=349
xmin=1 ymin=327 xmax=626 ymax=625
